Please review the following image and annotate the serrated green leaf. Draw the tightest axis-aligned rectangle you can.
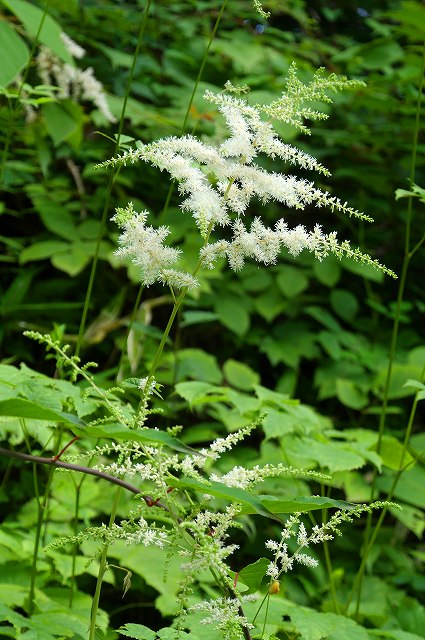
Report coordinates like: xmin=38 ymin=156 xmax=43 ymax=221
xmin=236 ymin=558 xmax=270 ymax=594
xmin=258 ymin=495 xmax=355 ymax=514
xmin=70 ymin=423 xmax=197 ymax=454
xmin=117 ymin=624 xmax=156 ymax=640
xmin=376 ymin=436 xmax=414 ymax=471
xmin=169 ymin=477 xmax=283 ymax=523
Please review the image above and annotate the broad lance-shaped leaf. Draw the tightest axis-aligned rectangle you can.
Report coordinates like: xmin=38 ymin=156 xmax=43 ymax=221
xmin=70 ymin=422 xmax=197 ymax=455
xmin=0 ymin=399 xmax=195 ymax=455
xmin=169 ymin=477 xmax=284 ymax=524
xmin=0 ymin=398 xmax=83 ymax=426
xmin=252 ymin=495 xmax=357 ymax=515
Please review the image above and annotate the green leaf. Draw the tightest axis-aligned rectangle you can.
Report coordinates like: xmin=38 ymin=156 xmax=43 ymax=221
xmin=0 ymin=20 xmax=29 ymax=87
xmin=260 ymin=322 xmax=318 ymax=368
xmin=175 ymin=381 xmax=229 ymax=408
xmin=376 ymin=435 xmax=414 ymax=471
xmin=313 ymin=257 xmax=341 ymax=287
xmin=390 ymin=502 xmax=425 ymax=539
xmin=169 ymin=477 xmax=283 ymax=523
xmin=285 ymin=605 xmax=369 ymax=640
xmin=254 ymin=287 xmax=286 ymax=322
xmin=336 ymin=379 xmax=368 ymax=409
xmin=215 ymin=297 xmax=250 ymax=336
xmin=303 ymin=439 xmax=366 ymax=472
xmin=403 ymin=379 xmax=425 ymax=391
xmin=341 ymin=256 xmax=384 ymax=282
xmin=0 ymin=398 xmax=82 ymax=426
xmin=262 ymin=409 xmax=298 ymax=439
xmin=41 ymin=102 xmax=81 ymax=146
xmin=51 ymin=248 xmax=90 ymax=276
xmin=377 ymin=465 xmax=425 ymax=510
xmin=117 ymin=624 xmax=156 ymax=640
xmin=259 ymin=495 xmax=355 ymax=514
xmin=36 ymin=204 xmax=79 ymax=241
xmin=375 ymin=363 xmax=424 ymax=399
xmin=180 ymin=311 xmax=218 ymax=327
xmin=70 ymin=423 xmax=197 ymax=454
xmin=330 ymin=289 xmax=359 ymax=322
xmin=176 ymin=349 xmax=222 ymax=384
xmin=237 ymin=558 xmax=270 ymax=594
xmin=223 ymin=359 xmax=259 ymax=391
xmin=20 ymin=241 xmax=70 ymax=264
xmin=276 ymin=265 xmax=309 ymax=298
xmin=2 ymin=0 xmax=74 ymax=63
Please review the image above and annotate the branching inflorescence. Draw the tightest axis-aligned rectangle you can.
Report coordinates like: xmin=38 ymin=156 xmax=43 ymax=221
xmin=97 ymin=64 xmax=396 ymax=290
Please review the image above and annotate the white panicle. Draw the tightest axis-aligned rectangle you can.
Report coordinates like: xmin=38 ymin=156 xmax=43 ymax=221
xmin=99 ymin=64 xmax=396 ymax=282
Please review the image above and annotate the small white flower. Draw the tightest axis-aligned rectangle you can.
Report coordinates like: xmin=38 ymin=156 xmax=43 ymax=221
xmin=60 ymin=32 xmax=86 ymax=59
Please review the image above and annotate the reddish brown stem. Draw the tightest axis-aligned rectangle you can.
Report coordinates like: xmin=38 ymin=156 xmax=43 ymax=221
xmin=51 ymin=436 xmax=80 ymax=461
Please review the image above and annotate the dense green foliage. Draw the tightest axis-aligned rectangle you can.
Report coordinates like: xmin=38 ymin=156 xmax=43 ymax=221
xmin=0 ymin=1 xmax=424 ymax=639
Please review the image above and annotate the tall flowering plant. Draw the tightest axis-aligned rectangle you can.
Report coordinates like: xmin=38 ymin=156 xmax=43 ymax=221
xmin=76 ymin=65 xmax=399 ymax=638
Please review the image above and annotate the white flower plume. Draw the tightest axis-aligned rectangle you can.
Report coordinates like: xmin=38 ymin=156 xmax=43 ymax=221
xmin=100 ymin=65 xmax=396 ymax=281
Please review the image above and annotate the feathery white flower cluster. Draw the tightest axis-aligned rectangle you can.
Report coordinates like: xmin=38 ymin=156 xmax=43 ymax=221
xmin=112 ymin=203 xmax=198 ymax=288
xmin=190 ymin=594 xmax=257 ymax=640
xmin=101 ymin=66 xmax=396 ymax=284
xmin=180 ymin=504 xmax=242 ymax=578
xmin=264 ymin=501 xmax=397 ymax=583
xmin=265 ymin=513 xmax=319 ymax=580
xmin=35 ymin=32 xmax=116 ymax=123
xmin=112 ymin=515 xmax=168 ymax=548
xmin=210 ymin=462 xmax=328 ymax=490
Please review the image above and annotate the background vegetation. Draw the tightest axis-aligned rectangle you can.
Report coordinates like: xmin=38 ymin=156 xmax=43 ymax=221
xmin=0 ymin=1 xmax=424 ymax=639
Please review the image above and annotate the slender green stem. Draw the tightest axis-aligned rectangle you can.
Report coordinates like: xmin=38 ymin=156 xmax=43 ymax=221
xmin=27 ymin=424 xmax=63 ymax=616
xmin=76 ymin=0 xmax=152 ymax=358
xmin=346 ymin=374 xmax=424 ymax=616
xmin=68 ymin=479 xmax=81 ymax=608
xmin=352 ymin=39 xmax=425 ymax=615
xmin=89 ymin=487 xmax=122 ymax=640
xmin=118 ymin=0 xmax=227 ymax=378
xmin=181 ymin=0 xmax=228 ymax=132
xmin=321 ymin=502 xmax=340 ymax=614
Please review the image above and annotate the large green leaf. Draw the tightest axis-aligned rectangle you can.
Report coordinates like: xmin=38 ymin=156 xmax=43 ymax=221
xmin=0 ymin=20 xmax=29 ymax=87
xmin=215 ymin=297 xmax=250 ymax=336
xmin=258 ymin=495 xmax=355 ymax=514
xmin=0 ymin=398 xmax=82 ymax=426
xmin=2 ymin=0 xmax=74 ymax=63
xmin=169 ymin=477 xmax=283 ymax=523
xmin=223 ymin=359 xmax=260 ymax=391
xmin=70 ymin=423 xmax=196 ymax=455
xmin=236 ymin=557 xmax=270 ymax=594
xmin=20 ymin=240 xmax=70 ymax=263
xmin=285 ymin=604 xmax=369 ymax=640
xmin=41 ymin=101 xmax=82 ymax=146
xmin=117 ymin=624 xmax=156 ymax=640
xmin=175 ymin=381 xmax=229 ymax=408
xmin=276 ymin=265 xmax=309 ymax=298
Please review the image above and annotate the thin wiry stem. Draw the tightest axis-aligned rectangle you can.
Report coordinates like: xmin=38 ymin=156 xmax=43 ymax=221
xmin=75 ymin=0 xmax=152 ymax=358
xmin=352 ymin=40 xmax=425 ymax=617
